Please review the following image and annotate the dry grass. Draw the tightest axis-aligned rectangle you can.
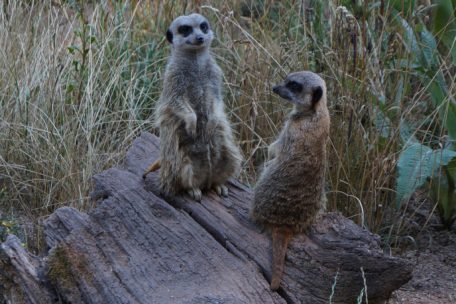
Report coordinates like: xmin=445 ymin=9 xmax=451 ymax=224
xmin=0 ymin=0 xmax=454 ymax=250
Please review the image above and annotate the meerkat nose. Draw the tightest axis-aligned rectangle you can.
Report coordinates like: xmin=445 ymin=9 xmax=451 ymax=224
xmin=272 ymin=85 xmax=280 ymax=94
xmin=195 ymin=36 xmax=204 ymax=44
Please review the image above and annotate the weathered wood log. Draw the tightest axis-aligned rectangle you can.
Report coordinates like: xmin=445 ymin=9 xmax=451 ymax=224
xmin=0 ymin=132 xmax=412 ymax=303
xmin=0 ymin=235 xmax=57 ymax=303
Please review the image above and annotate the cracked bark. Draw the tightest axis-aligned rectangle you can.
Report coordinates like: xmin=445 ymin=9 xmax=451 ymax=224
xmin=0 ymin=132 xmax=412 ymax=304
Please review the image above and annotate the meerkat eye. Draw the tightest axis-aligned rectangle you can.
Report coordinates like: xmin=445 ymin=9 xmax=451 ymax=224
xmin=178 ymin=25 xmax=193 ymax=37
xmin=200 ymin=22 xmax=209 ymax=33
xmin=286 ymin=81 xmax=303 ymax=93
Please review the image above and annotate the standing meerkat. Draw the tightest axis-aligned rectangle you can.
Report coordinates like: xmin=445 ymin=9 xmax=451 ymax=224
xmin=143 ymin=13 xmax=242 ymax=201
xmin=250 ymin=71 xmax=330 ymax=290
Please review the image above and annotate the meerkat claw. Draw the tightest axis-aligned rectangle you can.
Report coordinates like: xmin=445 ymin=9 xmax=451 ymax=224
xmin=214 ymin=185 xmax=222 ymax=196
xmin=214 ymin=184 xmax=229 ymax=197
xmin=188 ymin=188 xmax=202 ymax=202
xmin=221 ymin=185 xmax=229 ymax=197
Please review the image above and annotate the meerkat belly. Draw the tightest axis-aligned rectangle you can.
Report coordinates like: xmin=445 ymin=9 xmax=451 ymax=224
xmin=183 ymin=86 xmax=222 ymax=184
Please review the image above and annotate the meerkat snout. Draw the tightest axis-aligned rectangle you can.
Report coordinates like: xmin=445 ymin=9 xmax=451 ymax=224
xmin=165 ymin=13 xmax=213 ymax=51
xmin=195 ymin=36 xmax=204 ymax=44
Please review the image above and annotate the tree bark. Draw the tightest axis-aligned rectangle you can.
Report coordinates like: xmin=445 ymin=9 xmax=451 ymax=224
xmin=0 ymin=132 xmax=412 ymax=304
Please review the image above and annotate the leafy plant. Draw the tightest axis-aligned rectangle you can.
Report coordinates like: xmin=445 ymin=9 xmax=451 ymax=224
xmin=391 ymin=0 xmax=456 ymax=227
xmin=396 ymin=142 xmax=456 ymax=205
xmin=430 ymin=165 xmax=456 ymax=228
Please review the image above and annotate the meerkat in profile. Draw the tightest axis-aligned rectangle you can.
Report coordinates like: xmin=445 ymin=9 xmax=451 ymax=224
xmin=250 ymin=71 xmax=330 ymax=290
xmin=143 ymin=13 xmax=242 ymax=201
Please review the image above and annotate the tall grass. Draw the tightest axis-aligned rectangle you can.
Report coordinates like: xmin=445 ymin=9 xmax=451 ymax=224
xmin=0 ymin=0 xmax=454 ymax=250
xmin=0 ymin=1 xmax=164 ymax=248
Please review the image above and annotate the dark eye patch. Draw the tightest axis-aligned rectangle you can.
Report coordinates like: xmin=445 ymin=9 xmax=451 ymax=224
xmin=286 ymin=81 xmax=303 ymax=92
xmin=200 ymin=22 xmax=209 ymax=33
xmin=178 ymin=25 xmax=193 ymax=37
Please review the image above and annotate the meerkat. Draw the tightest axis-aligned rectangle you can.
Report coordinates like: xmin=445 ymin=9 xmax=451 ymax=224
xmin=250 ymin=71 xmax=330 ymax=290
xmin=143 ymin=13 xmax=242 ymax=202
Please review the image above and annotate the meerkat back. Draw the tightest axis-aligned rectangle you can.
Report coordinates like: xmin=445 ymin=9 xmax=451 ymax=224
xmin=251 ymin=71 xmax=330 ymax=290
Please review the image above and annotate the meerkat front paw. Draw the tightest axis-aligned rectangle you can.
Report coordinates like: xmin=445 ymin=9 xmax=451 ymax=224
xmin=187 ymin=188 xmax=202 ymax=202
xmin=207 ymin=117 xmax=219 ymax=137
xmin=184 ymin=113 xmax=197 ymax=138
xmin=214 ymin=184 xmax=229 ymax=197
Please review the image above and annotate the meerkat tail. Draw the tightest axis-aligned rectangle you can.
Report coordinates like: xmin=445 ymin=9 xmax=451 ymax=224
xmin=143 ymin=159 xmax=161 ymax=179
xmin=270 ymin=226 xmax=293 ymax=291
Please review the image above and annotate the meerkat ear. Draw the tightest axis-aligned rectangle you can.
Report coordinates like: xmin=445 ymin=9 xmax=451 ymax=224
xmin=166 ymin=29 xmax=173 ymax=44
xmin=312 ymin=86 xmax=323 ymax=104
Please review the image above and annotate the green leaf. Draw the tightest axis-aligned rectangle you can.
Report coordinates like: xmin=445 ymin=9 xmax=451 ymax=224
xmin=432 ymin=0 xmax=456 ymax=64
xmin=394 ymin=74 xmax=405 ymax=108
xmin=374 ymin=107 xmax=392 ymax=139
xmin=388 ymin=0 xmax=416 ymax=17
xmin=396 ymin=143 xmax=456 ymax=207
xmin=432 ymin=0 xmax=456 ymax=40
xmin=392 ymin=59 xmax=421 ymax=70
xmin=447 ymin=102 xmax=456 ymax=143
xmin=447 ymin=157 xmax=456 ymax=181
xmin=391 ymin=11 xmax=419 ymax=55
xmin=399 ymin=118 xmax=416 ymax=144
xmin=67 ymin=45 xmax=79 ymax=54
xmin=419 ymin=27 xmax=439 ymax=68
xmin=430 ymin=168 xmax=456 ymax=228
xmin=424 ymin=73 xmax=456 ymax=142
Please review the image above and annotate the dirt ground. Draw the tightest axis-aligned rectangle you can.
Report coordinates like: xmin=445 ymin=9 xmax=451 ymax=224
xmin=389 ymin=194 xmax=456 ymax=304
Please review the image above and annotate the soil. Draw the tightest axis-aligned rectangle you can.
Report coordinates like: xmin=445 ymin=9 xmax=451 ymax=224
xmin=389 ymin=192 xmax=456 ymax=304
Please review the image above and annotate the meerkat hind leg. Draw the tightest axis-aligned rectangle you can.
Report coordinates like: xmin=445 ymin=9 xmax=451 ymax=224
xmin=143 ymin=159 xmax=161 ymax=179
xmin=213 ymin=184 xmax=229 ymax=197
xmin=270 ymin=226 xmax=293 ymax=291
xmin=181 ymin=162 xmax=202 ymax=202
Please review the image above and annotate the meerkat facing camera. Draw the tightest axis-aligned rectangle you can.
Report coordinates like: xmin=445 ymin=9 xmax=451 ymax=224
xmin=251 ymin=71 xmax=330 ymax=290
xmin=143 ymin=13 xmax=242 ymax=201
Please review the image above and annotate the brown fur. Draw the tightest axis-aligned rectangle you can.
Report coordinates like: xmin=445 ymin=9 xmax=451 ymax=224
xmin=250 ymin=71 xmax=330 ymax=290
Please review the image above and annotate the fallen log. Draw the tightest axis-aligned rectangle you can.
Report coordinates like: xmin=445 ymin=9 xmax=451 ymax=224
xmin=0 ymin=132 xmax=412 ymax=303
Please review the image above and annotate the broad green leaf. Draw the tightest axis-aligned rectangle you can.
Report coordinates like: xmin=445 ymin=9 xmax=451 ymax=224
xmin=374 ymin=107 xmax=392 ymax=139
xmin=388 ymin=0 xmax=416 ymax=17
xmin=399 ymin=118 xmax=417 ymax=144
xmin=418 ymin=27 xmax=439 ymax=68
xmin=396 ymin=142 xmax=456 ymax=207
xmin=391 ymin=59 xmax=421 ymax=70
xmin=392 ymin=11 xmax=420 ymax=55
xmin=430 ymin=169 xmax=456 ymax=228
xmin=451 ymin=45 xmax=456 ymax=67
xmin=432 ymin=0 xmax=456 ymax=64
xmin=448 ymin=155 xmax=456 ymax=181
xmin=432 ymin=0 xmax=456 ymax=41
xmin=423 ymin=73 xmax=456 ymax=142
xmin=448 ymin=102 xmax=456 ymax=144
xmin=394 ymin=74 xmax=405 ymax=108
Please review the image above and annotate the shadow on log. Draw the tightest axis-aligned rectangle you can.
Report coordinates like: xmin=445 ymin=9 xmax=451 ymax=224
xmin=0 ymin=132 xmax=412 ymax=303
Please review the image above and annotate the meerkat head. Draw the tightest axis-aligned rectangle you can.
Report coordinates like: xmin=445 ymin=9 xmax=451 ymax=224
xmin=166 ymin=13 xmax=214 ymax=52
xmin=272 ymin=71 xmax=326 ymax=112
